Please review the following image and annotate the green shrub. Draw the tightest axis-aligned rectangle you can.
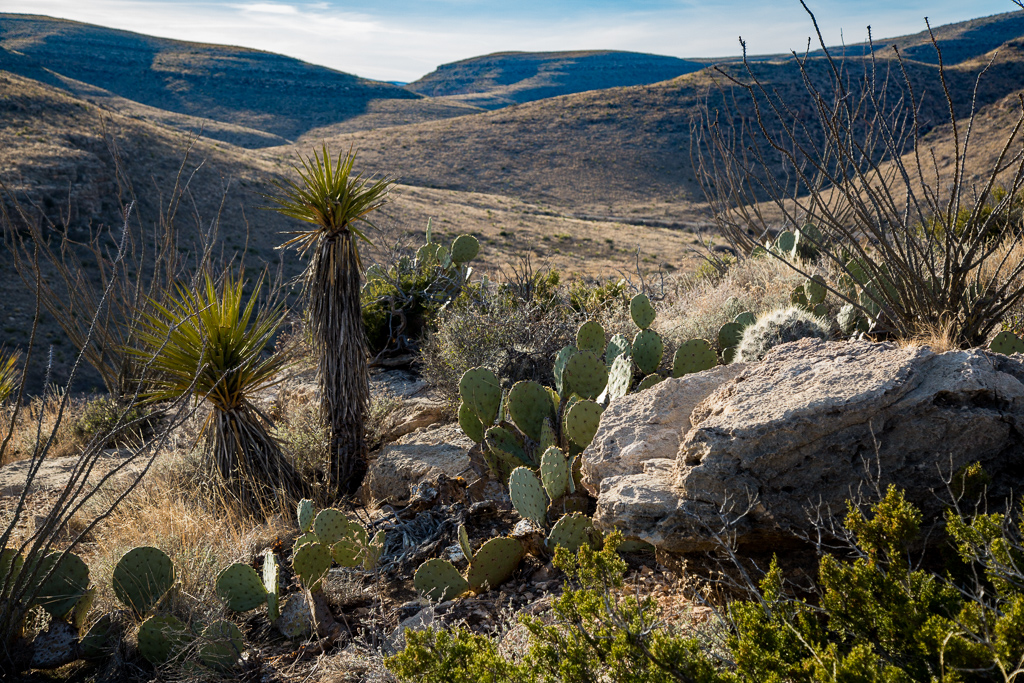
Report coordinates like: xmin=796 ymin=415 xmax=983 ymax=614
xmin=71 ymin=396 xmax=159 ymax=447
xmin=387 ymin=484 xmax=1024 ymax=683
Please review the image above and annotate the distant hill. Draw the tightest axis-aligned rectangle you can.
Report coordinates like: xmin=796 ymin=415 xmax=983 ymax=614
xmin=406 ymin=50 xmax=707 ymax=109
xmin=0 ymin=13 xmax=480 ymax=146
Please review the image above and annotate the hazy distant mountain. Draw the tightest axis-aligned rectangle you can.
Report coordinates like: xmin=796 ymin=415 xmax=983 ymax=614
xmin=405 ymin=50 xmax=707 ymax=109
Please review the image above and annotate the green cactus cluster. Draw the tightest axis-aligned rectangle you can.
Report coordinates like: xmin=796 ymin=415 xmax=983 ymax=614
xmin=413 ymin=534 xmax=525 ymax=602
xmin=291 ymin=501 xmax=386 ymax=582
xmin=990 ymin=330 xmax=1024 ymax=355
xmin=765 ymin=223 xmax=822 ymax=261
xmin=737 ymin=306 xmax=832 ymax=362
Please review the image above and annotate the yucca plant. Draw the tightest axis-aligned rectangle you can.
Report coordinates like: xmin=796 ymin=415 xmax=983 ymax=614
xmin=0 ymin=350 xmax=21 ymax=405
xmin=132 ymin=269 xmax=303 ymax=512
xmin=266 ymin=146 xmax=394 ymax=494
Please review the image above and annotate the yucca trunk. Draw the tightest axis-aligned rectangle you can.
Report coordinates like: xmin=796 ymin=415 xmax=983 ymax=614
xmin=309 ymin=230 xmax=368 ymax=494
xmin=207 ymin=404 xmax=304 ymax=513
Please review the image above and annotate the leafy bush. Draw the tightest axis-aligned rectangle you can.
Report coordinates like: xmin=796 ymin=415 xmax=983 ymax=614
xmin=387 ymin=484 xmax=1024 ymax=683
xmin=71 ymin=396 xmax=159 ymax=447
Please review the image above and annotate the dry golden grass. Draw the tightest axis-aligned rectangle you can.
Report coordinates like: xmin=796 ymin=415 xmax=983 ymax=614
xmin=0 ymin=392 xmax=85 ymax=465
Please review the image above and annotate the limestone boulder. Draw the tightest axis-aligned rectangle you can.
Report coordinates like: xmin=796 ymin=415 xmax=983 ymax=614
xmin=580 ymin=363 xmax=746 ymax=496
xmin=370 ymin=370 xmax=448 ymax=444
xmin=365 ymin=425 xmax=474 ymax=505
xmin=590 ymin=338 xmax=1024 ymax=553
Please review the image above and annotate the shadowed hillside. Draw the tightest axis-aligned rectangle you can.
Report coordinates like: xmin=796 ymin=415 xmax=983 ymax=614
xmin=0 ymin=13 xmax=481 ymax=146
xmin=406 ymin=50 xmax=707 ymax=109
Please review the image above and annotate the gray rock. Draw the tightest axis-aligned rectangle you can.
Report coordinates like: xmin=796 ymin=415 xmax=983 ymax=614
xmin=591 ymin=338 xmax=1024 ymax=552
xmin=580 ymin=363 xmax=745 ymax=496
xmin=365 ymin=425 xmax=473 ymax=505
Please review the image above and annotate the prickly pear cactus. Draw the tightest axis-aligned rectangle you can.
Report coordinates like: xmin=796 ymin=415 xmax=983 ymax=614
xmin=137 ymin=614 xmax=191 ymax=665
xmin=313 ymin=508 xmax=352 ymax=545
xmin=990 ymin=330 xmax=1024 ymax=355
xmin=465 ymin=538 xmax=525 ymax=592
xmin=451 ymin=234 xmax=480 ymax=263
xmin=297 ymin=499 xmax=315 ymax=533
xmin=630 ymin=294 xmax=656 ymax=330
xmin=546 ymin=513 xmax=599 ymax=554
xmin=458 ymin=402 xmax=485 ymax=443
xmin=216 ymin=563 xmax=267 ymax=613
xmin=363 ymin=529 xmax=387 ymax=571
xmin=292 ymin=542 xmax=331 ymax=589
xmin=553 ymin=345 xmax=578 ymax=397
xmin=632 ymin=329 xmax=664 ymax=376
xmin=604 ymin=333 xmax=632 ymax=367
xmin=198 ymin=619 xmax=245 ymax=672
xmin=576 ymin=321 xmax=605 ymax=353
xmin=33 ymin=551 xmax=90 ymax=619
xmin=80 ymin=614 xmax=116 ymax=660
xmin=508 ymin=380 xmax=556 ymax=442
xmin=538 ymin=418 xmax=557 ymax=453
xmin=565 ymin=399 xmax=603 ymax=448
xmin=636 ymin=373 xmax=664 ymax=392
xmin=510 ymin=467 xmax=548 ymax=527
xmin=113 ymin=546 xmax=175 ymax=616
xmin=735 ymin=311 xmax=756 ymax=327
xmin=262 ymin=550 xmax=280 ymax=622
xmin=563 ymin=351 xmax=608 ymax=400
xmin=276 ymin=593 xmax=313 ymax=640
xmin=805 ymin=276 xmax=827 ymax=305
xmin=791 ymin=285 xmax=809 ymax=308
xmin=485 ymin=426 xmax=530 ymax=467
xmin=539 ymin=447 xmax=569 ymax=501
xmin=775 ymin=230 xmax=796 ymax=256
xmin=836 ymin=303 xmax=866 ymax=335
xmin=459 ymin=367 xmax=502 ymax=425
xmin=71 ymin=587 xmax=95 ymax=630
xmin=606 ymin=354 xmax=633 ymax=401
xmin=718 ymin=322 xmax=744 ymax=351
xmin=672 ymin=339 xmax=718 ymax=378
xmin=458 ymin=525 xmax=473 ymax=561
xmin=414 ymin=559 xmax=470 ymax=602
xmin=332 ymin=539 xmax=362 ymax=568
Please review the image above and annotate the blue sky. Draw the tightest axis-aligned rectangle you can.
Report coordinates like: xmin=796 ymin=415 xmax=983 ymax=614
xmin=2 ymin=0 xmax=1016 ymax=82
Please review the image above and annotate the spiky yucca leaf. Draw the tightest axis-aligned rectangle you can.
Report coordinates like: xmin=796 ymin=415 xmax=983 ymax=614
xmin=0 ymin=350 xmax=21 ymax=405
xmin=132 ymin=270 xmax=302 ymax=511
xmin=267 ymin=146 xmax=394 ymax=494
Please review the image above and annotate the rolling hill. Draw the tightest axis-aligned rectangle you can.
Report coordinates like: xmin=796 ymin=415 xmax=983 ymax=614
xmin=405 ymin=50 xmax=707 ymax=109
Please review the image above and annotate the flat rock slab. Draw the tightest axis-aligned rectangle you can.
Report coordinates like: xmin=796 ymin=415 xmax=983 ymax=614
xmin=365 ymin=425 xmax=474 ymax=505
xmin=592 ymin=338 xmax=1024 ymax=552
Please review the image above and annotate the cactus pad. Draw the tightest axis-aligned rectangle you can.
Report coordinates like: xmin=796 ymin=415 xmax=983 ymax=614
xmin=630 ymin=294 xmax=656 ymax=330
xmin=276 ymin=593 xmax=312 ymax=639
xmin=113 ymin=546 xmax=175 ymax=616
xmin=80 ymin=614 xmax=116 ymax=660
xmin=296 ymin=499 xmax=315 ymax=533
xmin=672 ymin=339 xmax=718 ymax=378
xmin=508 ymin=380 xmax=555 ymax=442
xmin=538 ymin=418 xmax=557 ymax=453
xmin=576 ymin=321 xmax=605 ymax=353
xmin=332 ymin=539 xmax=362 ymax=568
xmin=292 ymin=542 xmax=331 ymax=589
xmin=313 ymin=508 xmax=353 ymax=545
xmin=199 ymin=620 xmax=244 ymax=672
xmin=606 ymin=354 xmax=633 ymax=401
xmin=546 ymin=513 xmax=599 ymax=554
xmin=71 ymin=587 xmax=96 ymax=630
xmin=364 ymin=530 xmax=387 ymax=570
xmin=539 ymin=447 xmax=569 ymax=501
xmin=33 ymin=551 xmax=90 ymax=619
xmin=775 ymin=230 xmax=796 ymax=255
xmin=791 ymin=285 xmax=808 ymax=308
xmin=632 ymin=329 xmax=664 ymax=376
xmin=604 ymin=333 xmax=632 ymax=367
xmin=451 ymin=234 xmax=480 ymax=263
xmin=718 ymin=322 xmax=744 ymax=350
xmin=636 ymin=373 xmax=664 ymax=392
xmin=466 ymin=538 xmax=525 ymax=592
xmin=735 ymin=311 xmax=756 ymax=327
xmin=216 ymin=563 xmax=267 ymax=613
xmin=458 ymin=525 xmax=473 ymax=561
xmin=293 ymin=532 xmax=318 ymax=553
xmin=565 ymin=399 xmax=603 ymax=447
xmin=414 ymin=559 xmax=470 ymax=602
xmin=458 ymin=401 xmax=485 ymax=443
xmin=137 ymin=614 xmax=191 ymax=665
xmin=553 ymin=345 xmax=578 ymax=397
xmin=805 ymin=276 xmax=827 ymax=304
xmin=509 ymin=467 xmax=548 ymax=527
xmin=262 ymin=550 xmax=280 ymax=622
xmin=485 ymin=426 xmax=530 ymax=467
xmin=564 ymin=351 xmax=608 ymax=400
xmin=990 ymin=330 xmax=1024 ymax=355
xmin=459 ymin=367 xmax=502 ymax=425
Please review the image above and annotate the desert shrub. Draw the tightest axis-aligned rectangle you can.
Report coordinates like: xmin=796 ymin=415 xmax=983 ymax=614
xmin=736 ymin=307 xmax=831 ymax=362
xmin=71 ymin=396 xmax=159 ymax=448
xmin=567 ymin=276 xmax=628 ymax=314
xmin=362 ymin=266 xmax=440 ymax=354
xmin=420 ymin=283 xmax=581 ymax=401
xmin=388 ymin=485 xmax=1024 ymax=683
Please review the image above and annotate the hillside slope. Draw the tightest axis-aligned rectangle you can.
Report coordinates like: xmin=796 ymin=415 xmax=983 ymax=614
xmin=0 ymin=13 xmax=480 ymax=146
xmin=406 ymin=50 xmax=706 ymax=109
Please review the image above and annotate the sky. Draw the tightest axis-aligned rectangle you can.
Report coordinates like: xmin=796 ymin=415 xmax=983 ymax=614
xmin=0 ymin=0 xmax=1017 ymax=83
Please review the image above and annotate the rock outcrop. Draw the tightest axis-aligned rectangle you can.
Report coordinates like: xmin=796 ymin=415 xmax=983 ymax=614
xmin=365 ymin=425 xmax=474 ymax=505
xmin=588 ymin=338 xmax=1024 ymax=552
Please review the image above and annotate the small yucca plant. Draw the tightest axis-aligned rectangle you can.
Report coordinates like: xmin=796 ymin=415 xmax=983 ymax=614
xmin=0 ymin=350 xmax=21 ymax=405
xmin=132 ymin=269 xmax=303 ymax=512
xmin=266 ymin=145 xmax=394 ymax=494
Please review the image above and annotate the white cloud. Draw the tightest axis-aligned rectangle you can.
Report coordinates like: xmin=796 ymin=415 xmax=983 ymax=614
xmin=234 ymin=3 xmax=299 ymax=15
